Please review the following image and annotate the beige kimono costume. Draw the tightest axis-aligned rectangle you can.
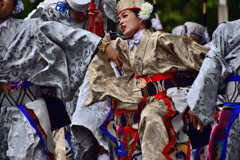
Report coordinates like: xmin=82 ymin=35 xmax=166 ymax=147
xmin=87 ymin=29 xmax=209 ymax=160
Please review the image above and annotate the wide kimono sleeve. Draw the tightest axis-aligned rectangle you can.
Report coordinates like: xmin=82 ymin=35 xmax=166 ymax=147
xmin=30 ymin=19 xmax=101 ymax=101
xmin=0 ymin=18 xmax=101 ymax=101
xmin=86 ymin=37 xmax=139 ymax=106
xmin=137 ymin=31 xmax=209 ymax=76
xmin=187 ymin=23 xmax=232 ymax=126
xmin=156 ymin=32 xmax=209 ymax=72
xmin=27 ymin=1 xmax=60 ymax=21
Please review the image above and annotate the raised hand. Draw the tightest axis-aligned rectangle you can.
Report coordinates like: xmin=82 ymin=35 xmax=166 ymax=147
xmin=189 ymin=110 xmax=204 ymax=132
xmin=88 ymin=8 xmax=103 ymax=24
xmin=151 ymin=13 xmax=163 ymax=31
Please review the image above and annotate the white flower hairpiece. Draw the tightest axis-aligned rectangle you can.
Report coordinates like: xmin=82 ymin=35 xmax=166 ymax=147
xmin=13 ymin=0 xmax=24 ymax=14
xmin=138 ymin=2 xmax=153 ymax=20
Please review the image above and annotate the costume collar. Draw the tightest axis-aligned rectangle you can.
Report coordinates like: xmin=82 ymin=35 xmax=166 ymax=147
xmin=129 ymin=29 xmax=145 ymax=50
xmin=0 ymin=20 xmax=8 ymax=33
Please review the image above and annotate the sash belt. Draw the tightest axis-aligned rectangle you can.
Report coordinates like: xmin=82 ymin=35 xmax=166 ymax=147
xmin=135 ymin=72 xmax=177 ymax=97
xmin=177 ymin=71 xmax=198 ymax=87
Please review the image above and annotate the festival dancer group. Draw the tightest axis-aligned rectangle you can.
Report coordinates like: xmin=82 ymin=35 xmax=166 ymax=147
xmin=0 ymin=0 xmax=239 ymax=160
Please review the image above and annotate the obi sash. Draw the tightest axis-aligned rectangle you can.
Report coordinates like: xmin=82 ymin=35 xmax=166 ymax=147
xmin=0 ymin=80 xmax=33 ymax=94
xmin=136 ymin=72 xmax=178 ymax=160
xmin=135 ymin=72 xmax=177 ymax=97
xmin=177 ymin=71 xmax=198 ymax=87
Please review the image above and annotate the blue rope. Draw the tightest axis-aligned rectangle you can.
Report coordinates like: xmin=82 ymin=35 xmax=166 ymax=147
xmin=99 ymin=99 xmax=126 ymax=156
xmin=18 ymin=105 xmax=49 ymax=158
xmin=55 ymin=1 xmax=67 ymax=13
xmin=194 ymin=148 xmax=200 ymax=160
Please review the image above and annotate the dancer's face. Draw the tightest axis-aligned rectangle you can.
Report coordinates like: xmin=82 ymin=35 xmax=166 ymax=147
xmin=190 ymin=34 xmax=201 ymax=44
xmin=118 ymin=10 xmax=141 ymax=38
xmin=0 ymin=0 xmax=15 ymax=23
xmin=70 ymin=9 xmax=88 ymax=23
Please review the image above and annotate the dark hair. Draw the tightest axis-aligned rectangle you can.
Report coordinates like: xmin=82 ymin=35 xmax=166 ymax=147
xmin=14 ymin=0 xmax=18 ymax=6
xmin=129 ymin=9 xmax=152 ymax=29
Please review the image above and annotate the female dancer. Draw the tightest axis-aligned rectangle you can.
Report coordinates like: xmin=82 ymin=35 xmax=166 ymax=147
xmin=86 ymin=0 xmax=209 ymax=159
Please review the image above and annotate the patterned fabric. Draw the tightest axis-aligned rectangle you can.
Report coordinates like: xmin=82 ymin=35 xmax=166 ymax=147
xmin=208 ymin=107 xmax=239 ymax=160
xmin=0 ymin=105 xmax=47 ymax=160
xmin=0 ymin=17 xmax=100 ymax=159
xmin=70 ymin=125 xmax=99 ymax=160
xmin=187 ymin=20 xmax=240 ymax=160
xmin=121 ymin=126 xmax=139 ymax=159
xmin=0 ymin=98 xmax=54 ymax=159
xmin=0 ymin=20 xmax=7 ymax=33
xmin=141 ymin=77 xmax=178 ymax=97
xmin=167 ymin=88 xmax=189 ymax=144
xmin=71 ymin=72 xmax=111 ymax=152
xmin=0 ymin=18 xmax=100 ymax=101
xmin=129 ymin=29 xmax=145 ymax=50
xmin=116 ymin=110 xmax=138 ymax=160
xmin=87 ymin=29 xmax=208 ymax=106
xmin=28 ymin=1 xmax=119 ymax=159
xmin=0 ymin=85 xmax=40 ymax=106
xmin=116 ymin=111 xmax=138 ymax=127
xmin=139 ymin=95 xmax=170 ymax=160
xmin=87 ymin=29 xmax=208 ymax=160
xmin=187 ymin=20 xmax=240 ymax=125
xmin=130 ymin=146 xmax=142 ymax=160
xmin=27 ymin=0 xmax=109 ymax=30
xmin=70 ymin=73 xmax=118 ymax=159
xmin=53 ymin=127 xmax=69 ymax=160
xmin=28 ymin=2 xmax=89 ymax=29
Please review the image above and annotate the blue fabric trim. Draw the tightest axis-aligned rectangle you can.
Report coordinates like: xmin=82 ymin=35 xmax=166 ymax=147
xmin=99 ymin=99 xmax=126 ymax=156
xmin=220 ymin=103 xmax=240 ymax=160
xmin=18 ymin=105 xmax=48 ymax=157
xmin=0 ymin=81 xmax=33 ymax=89
xmin=67 ymin=8 xmax=72 ymax=22
xmin=227 ymin=75 xmax=240 ymax=82
xmin=190 ymin=32 xmax=203 ymax=40
xmin=194 ymin=148 xmax=200 ymax=160
xmin=65 ymin=126 xmax=70 ymax=143
xmin=65 ymin=125 xmax=75 ymax=160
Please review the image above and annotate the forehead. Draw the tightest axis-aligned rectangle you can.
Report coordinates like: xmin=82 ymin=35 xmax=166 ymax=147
xmin=71 ymin=9 xmax=87 ymax=15
xmin=190 ymin=34 xmax=200 ymax=38
xmin=118 ymin=10 xmax=131 ymax=18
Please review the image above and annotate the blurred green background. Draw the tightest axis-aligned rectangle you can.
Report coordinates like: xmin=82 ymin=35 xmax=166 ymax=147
xmin=16 ymin=0 xmax=239 ymax=38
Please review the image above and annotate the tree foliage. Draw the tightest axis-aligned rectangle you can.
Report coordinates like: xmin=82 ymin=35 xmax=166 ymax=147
xmin=16 ymin=0 xmax=240 ymax=37
xmin=14 ymin=0 xmax=43 ymax=18
xmin=147 ymin=0 xmax=239 ymax=36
